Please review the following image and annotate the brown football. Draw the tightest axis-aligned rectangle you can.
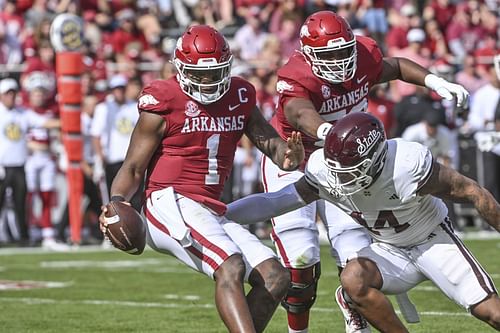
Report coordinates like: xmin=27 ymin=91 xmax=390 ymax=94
xmin=104 ymin=201 xmax=146 ymax=255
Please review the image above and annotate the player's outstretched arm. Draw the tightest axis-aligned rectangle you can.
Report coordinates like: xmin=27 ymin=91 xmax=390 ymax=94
xmin=109 ymin=112 xmax=165 ymax=201
xmin=379 ymin=57 xmax=469 ymax=108
xmin=244 ymin=106 xmax=304 ymax=171
xmin=225 ymin=177 xmax=318 ymax=224
xmin=283 ymin=97 xmax=327 ymax=139
xmin=418 ymin=161 xmax=500 ymax=231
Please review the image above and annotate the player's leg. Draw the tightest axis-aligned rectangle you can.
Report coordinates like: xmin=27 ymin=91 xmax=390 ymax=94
xmin=270 ymin=218 xmax=320 ymax=333
xmin=213 ymin=254 xmax=256 ymax=333
xmin=10 ymin=167 xmax=29 ymax=243
xmin=24 ymin=156 xmax=37 ymax=232
xmin=470 ymin=295 xmax=500 ymax=330
xmin=223 ymin=221 xmax=290 ymax=332
xmin=144 ymin=190 xmax=257 ymax=332
xmin=39 ymin=157 xmax=68 ymax=250
xmin=414 ymin=221 xmax=500 ymax=330
xmin=262 ymin=155 xmax=320 ymax=333
xmin=39 ymin=157 xmax=56 ymax=239
xmin=341 ymin=242 xmax=426 ymax=332
xmin=340 ymin=258 xmax=408 ymax=333
xmin=318 ymin=200 xmax=372 ymax=332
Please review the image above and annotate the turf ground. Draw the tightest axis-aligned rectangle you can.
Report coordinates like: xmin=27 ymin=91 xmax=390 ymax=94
xmin=0 ymin=239 xmax=498 ymax=332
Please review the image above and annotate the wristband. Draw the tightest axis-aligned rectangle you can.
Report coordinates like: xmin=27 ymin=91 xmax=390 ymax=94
xmin=316 ymin=122 xmax=333 ymax=140
xmin=110 ymin=195 xmax=126 ymax=202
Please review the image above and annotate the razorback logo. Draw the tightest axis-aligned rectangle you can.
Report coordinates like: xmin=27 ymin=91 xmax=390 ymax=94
xmin=138 ymin=94 xmax=159 ymax=108
xmin=276 ymin=80 xmax=294 ymax=94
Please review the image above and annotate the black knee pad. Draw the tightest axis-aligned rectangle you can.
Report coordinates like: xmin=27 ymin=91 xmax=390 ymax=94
xmin=281 ymin=262 xmax=321 ymax=314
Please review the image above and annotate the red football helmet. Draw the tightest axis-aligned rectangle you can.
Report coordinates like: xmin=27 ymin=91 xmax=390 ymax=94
xmin=300 ymin=11 xmax=357 ymax=84
xmin=173 ymin=25 xmax=233 ymax=104
xmin=323 ymin=112 xmax=387 ymax=196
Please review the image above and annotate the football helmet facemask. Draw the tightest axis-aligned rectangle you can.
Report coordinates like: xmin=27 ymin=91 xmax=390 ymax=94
xmin=174 ymin=25 xmax=232 ymax=104
xmin=300 ymin=11 xmax=357 ymax=84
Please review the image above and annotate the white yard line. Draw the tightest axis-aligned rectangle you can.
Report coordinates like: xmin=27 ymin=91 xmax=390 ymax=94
xmin=0 ymin=296 xmax=472 ymax=317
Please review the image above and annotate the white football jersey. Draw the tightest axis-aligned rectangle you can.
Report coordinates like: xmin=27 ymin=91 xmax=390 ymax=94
xmin=305 ymin=139 xmax=448 ymax=247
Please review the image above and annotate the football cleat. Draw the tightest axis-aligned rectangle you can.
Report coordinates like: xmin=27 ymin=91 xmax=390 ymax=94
xmin=335 ymin=286 xmax=371 ymax=333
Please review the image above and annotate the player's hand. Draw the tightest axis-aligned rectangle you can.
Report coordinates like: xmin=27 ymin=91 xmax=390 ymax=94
xmin=282 ymin=131 xmax=304 ymax=170
xmin=98 ymin=201 xmax=131 ymax=235
xmin=425 ymin=74 xmax=470 ymax=108
xmin=99 ymin=204 xmax=109 ymax=235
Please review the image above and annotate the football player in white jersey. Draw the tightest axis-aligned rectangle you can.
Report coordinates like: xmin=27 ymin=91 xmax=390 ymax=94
xmin=226 ymin=112 xmax=500 ymax=332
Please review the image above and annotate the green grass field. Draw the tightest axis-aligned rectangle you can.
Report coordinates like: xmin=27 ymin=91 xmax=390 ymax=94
xmin=0 ymin=239 xmax=498 ymax=332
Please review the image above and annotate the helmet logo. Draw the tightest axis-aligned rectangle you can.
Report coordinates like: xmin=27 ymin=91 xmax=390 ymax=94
xmin=356 ymin=129 xmax=380 ymax=156
xmin=321 ymin=85 xmax=331 ymax=99
xmin=185 ymin=100 xmax=200 ymax=117
xmin=300 ymin=25 xmax=310 ymax=38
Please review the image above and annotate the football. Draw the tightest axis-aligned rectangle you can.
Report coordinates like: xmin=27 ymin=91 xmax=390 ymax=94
xmin=104 ymin=201 xmax=146 ymax=255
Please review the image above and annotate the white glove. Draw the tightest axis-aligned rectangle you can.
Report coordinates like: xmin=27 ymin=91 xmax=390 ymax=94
xmin=424 ymin=74 xmax=470 ymax=108
xmin=0 ymin=166 xmax=5 ymax=180
xmin=93 ymin=157 xmax=105 ymax=183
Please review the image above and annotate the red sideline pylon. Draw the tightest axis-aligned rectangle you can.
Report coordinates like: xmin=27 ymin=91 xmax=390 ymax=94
xmin=56 ymin=52 xmax=83 ymax=244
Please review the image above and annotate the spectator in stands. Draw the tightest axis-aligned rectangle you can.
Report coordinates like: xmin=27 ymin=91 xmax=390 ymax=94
xmin=423 ymin=19 xmax=450 ymax=60
xmin=275 ymin=12 xmax=301 ymax=61
xmin=456 ymin=54 xmax=488 ymax=96
xmin=0 ymin=0 xmax=24 ymax=66
xmin=390 ymin=28 xmax=432 ymax=102
xmin=357 ymin=0 xmax=389 ymax=47
xmin=233 ymin=6 xmax=269 ymax=61
xmin=445 ymin=3 xmax=485 ymax=64
xmin=110 ymin=8 xmax=148 ymax=61
xmin=269 ymin=0 xmax=303 ymax=35
xmin=423 ymin=0 xmax=455 ymax=32
xmin=0 ymin=78 xmax=59 ymax=247
xmin=385 ymin=4 xmax=417 ymax=55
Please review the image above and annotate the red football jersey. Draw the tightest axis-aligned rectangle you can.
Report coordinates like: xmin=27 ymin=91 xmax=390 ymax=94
xmin=273 ymin=35 xmax=384 ymax=160
xmin=138 ymin=76 xmax=256 ymax=215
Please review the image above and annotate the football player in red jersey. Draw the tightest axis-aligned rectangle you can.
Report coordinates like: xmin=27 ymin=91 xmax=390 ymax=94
xmin=263 ymin=10 xmax=470 ymax=333
xmin=99 ymin=25 xmax=305 ymax=333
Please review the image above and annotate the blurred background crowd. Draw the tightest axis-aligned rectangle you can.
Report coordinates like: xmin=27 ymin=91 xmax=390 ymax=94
xmin=0 ymin=0 xmax=498 ymax=249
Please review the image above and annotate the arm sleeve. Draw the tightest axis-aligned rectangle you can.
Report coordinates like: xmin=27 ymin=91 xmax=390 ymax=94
xmin=225 ymin=184 xmax=307 ymax=224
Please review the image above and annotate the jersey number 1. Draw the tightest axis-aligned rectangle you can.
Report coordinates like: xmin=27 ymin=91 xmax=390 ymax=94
xmin=205 ymin=134 xmax=220 ymax=185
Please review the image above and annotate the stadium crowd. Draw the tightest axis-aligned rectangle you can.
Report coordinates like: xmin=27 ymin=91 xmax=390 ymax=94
xmin=0 ymin=0 xmax=498 ymax=249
